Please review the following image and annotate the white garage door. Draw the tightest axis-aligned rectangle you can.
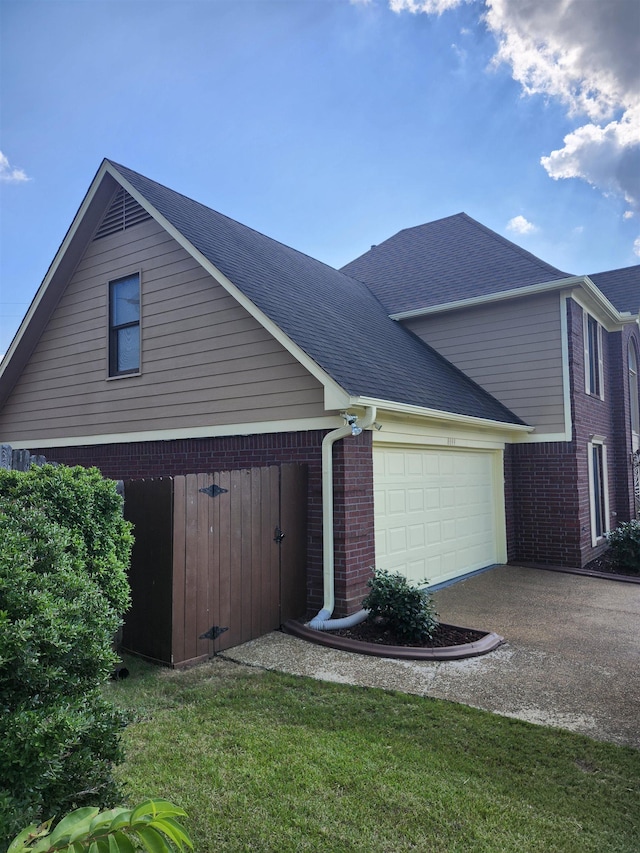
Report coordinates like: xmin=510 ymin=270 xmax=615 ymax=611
xmin=373 ymin=446 xmax=498 ymax=588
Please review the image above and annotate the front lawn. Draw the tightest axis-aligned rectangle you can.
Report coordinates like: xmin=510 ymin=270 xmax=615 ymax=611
xmin=110 ymin=655 xmax=639 ymax=853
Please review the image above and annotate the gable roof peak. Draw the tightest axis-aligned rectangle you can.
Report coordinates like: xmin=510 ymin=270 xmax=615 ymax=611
xmin=341 ymin=210 xmax=569 ymax=315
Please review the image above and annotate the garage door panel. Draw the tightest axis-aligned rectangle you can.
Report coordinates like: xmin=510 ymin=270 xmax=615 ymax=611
xmin=374 ymin=446 xmax=499 ymax=587
xmin=407 ymin=489 xmax=424 ymax=511
xmin=388 ymin=527 xmax=408 ymax=554
xmin=425 ymin=488 xmax=439 ymax=509
xmin=408 ymin=524 xmax=425 ymax=548
xmin=388 ymin=490 xmax=406 ymax=514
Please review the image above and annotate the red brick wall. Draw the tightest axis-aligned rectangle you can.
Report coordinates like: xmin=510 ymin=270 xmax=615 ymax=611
xmin=30 ymin=428 xmax=375 ymax=617
xmin=332 ymin=430 xmax=375 ymax=616
xmin=503 ymin=448 xmax=515 ymax=559
xmin=507 ymin=441 xmax=581 ymax=566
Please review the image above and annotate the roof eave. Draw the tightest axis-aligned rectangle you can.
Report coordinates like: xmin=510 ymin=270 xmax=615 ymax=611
xmin=390 ymin=275 xmax=636 ymax=326
xmin=350 ymin=396 xmax=532 ymax=435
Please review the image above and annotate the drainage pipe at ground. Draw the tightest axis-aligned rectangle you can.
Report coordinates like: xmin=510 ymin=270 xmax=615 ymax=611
xmin=308 ymin=406 xmax=376 ymax=631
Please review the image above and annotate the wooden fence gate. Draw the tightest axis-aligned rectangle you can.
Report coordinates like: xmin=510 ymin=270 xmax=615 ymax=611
xmin=121 ymin=464 xmax=307 ymax=666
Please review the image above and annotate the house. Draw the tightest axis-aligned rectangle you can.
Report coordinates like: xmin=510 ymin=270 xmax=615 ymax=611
xmin=0 ymin=160 xmax=638 ymax=630
xmin=341 ymin=217 xmax=640 ymax=570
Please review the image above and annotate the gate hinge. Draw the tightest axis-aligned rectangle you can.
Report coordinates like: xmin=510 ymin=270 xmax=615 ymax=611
xmin=199 ymin=484 xmax=228 ymax=498
xmin=274 ymin=526 xmax=285 ymax=544
xmin=199 ymin=625 xmax=229 ymax=641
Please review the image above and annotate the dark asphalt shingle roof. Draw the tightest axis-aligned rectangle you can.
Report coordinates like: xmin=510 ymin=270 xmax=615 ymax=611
xmin=111 ymin=162 xmax=524 ymax=426
xmin=340 ymin=213 xmax=569 ymax=314
xmin=588 ymin=266 xmax=639 ymax=315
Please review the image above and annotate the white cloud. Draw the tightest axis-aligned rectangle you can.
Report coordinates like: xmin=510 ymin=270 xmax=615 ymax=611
xmin=634 ymin=236 xmax=640 ymax=258
xmin=0 ymin=151 xmax=30 ymax=183
xmin=506 ymin=215 xmax=537 ymax=235
xmin=388 ymin=0 xmax=640 ymax=214
xmin=485 ymin=0 xmax=638 ymax=123
xmin=483 ymin=0 xmax=640 ymax=212
xmin=390 ymin=0 xmax=466 ymax=14
xmin=623 ymin=210 xmax=635 ymax=220
xmin=541 ymin=107 xmax=640 ymax=209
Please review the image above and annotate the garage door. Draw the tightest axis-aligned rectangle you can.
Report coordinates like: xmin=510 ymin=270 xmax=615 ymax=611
xmin=373 ymin=446 xmax=498 ymax=587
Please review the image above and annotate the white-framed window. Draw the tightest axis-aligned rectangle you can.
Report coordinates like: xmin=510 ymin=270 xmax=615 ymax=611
xmin=583 ymin=311 xmax=604 ymax=398
xmin=587 ymin=439 xmax=609 ymax=545
xmin=629 ymin=340 xmax=639 ymax=450
xmin=109 ymin=272 xmax=140 ymax=377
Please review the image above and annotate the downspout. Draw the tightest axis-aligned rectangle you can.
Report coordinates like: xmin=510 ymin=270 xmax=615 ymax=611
xmin=308 ymin=406 xmax=376 ymax=631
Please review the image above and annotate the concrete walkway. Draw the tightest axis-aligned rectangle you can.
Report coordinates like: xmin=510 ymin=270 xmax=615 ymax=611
xmin=224 ymin=565 xmax=640 ymax=749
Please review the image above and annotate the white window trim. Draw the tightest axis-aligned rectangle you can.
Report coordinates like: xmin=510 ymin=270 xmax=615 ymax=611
xmin=583 ymin=310 xmax=604 ymax=399
xmin=587 ymin=439 xmax=610 ymax=546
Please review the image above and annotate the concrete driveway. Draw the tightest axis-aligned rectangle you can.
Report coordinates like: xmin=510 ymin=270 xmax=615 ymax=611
xmin=224 ymin=565 xmax=640 ymax=749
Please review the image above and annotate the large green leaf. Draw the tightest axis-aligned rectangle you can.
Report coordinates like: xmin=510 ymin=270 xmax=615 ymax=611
xmin=48 ymin=809 xmax=99 ymax=847
xmin=149 ymin=818 xmax=193 ymax=851
xmin=134 ymin=826 xmax=171 ymax=853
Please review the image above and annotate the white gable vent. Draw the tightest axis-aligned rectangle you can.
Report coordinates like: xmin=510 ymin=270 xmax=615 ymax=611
xmin=93 ymin=187 xmax=152 ymax=240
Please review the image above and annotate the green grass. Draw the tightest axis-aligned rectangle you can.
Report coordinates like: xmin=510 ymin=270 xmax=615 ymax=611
xmin=109 ymin=655 xmax=640 ymax=852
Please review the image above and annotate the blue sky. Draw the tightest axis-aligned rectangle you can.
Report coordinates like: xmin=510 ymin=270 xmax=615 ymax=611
xmin=1 ymin=0 xmax=639 ymax=356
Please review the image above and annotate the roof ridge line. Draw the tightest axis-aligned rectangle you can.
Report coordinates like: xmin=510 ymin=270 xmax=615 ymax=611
xmin=458 ymin=213 xmax=569 ymax=278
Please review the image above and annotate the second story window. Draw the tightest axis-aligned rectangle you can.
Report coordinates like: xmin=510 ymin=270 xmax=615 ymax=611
xmin=583 ymin=311 xmax=603 ymax=399
xmin=109 ymin=273 xmax=140 ymax=377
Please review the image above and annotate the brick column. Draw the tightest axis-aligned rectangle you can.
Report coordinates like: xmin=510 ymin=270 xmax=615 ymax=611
xmin=331 ymin=430 xmax=376 ymax=617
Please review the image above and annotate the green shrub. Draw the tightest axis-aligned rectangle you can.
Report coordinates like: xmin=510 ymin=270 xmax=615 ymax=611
xmin=606 ymin=519 xmax=640 ymax=574
xmin=8 ymin=799 xmax=192 ymax=853
xmin=362 ymin=568 xmax=439 ymax=644
xmin=0 ymin=465 xmax=133 ymax=848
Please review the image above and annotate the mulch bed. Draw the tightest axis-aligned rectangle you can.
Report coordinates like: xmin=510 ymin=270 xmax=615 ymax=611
xmin=583 ymin=552 xmax=638 ymax=576
xmin=328 ymin=618 xmax=485 ymax=648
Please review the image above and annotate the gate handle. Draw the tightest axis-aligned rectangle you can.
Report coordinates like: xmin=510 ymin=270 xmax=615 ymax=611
xmin=274 ymin=527 xmax=285 ymax=543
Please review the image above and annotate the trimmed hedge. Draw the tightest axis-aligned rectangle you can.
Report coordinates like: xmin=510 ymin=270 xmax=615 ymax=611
xmin=606 ymin=519 xmax=640 ymax=575
xmin=0 ymin=465 xmax=133 ymax=848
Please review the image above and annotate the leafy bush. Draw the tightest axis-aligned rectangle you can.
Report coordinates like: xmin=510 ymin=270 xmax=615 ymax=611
xmin=8 ymin=799 xmax=192 ymax=853
xmin=606 ymin=520 xmax=640 ymax=574
xmin=362 ymin=568 xmax=438 ymax=644
xmin=0 ymin=465 xmax=133 ymax=848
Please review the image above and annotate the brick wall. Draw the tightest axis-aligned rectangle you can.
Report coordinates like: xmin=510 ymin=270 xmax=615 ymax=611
xmin=332 ymin=430 xmax=375 ymax=616
xmin=507 ymin=441 xmax=581 ymax=566
xmin=503 ymin=448 xmax=515 ymax=559
xmin=30 ymin=428 xmax=376 ymax=617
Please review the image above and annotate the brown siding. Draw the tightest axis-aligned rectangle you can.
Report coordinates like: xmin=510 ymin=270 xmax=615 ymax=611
xmin=405 ymin=292 xmax=565 ymax=433
xmin=0 ymin=218 xmax=325 ymax=441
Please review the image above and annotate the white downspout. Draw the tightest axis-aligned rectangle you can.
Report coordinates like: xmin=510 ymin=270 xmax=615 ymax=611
xmin=308 ymin=406 xmax=376 ymax=631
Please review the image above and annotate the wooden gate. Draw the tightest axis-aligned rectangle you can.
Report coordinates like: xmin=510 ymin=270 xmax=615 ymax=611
xmin=121 ymin=464 xmax=307 ymax=666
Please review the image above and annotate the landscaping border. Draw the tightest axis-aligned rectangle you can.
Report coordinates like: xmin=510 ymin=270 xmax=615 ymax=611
xmin=282 ymin=620 xmax=504 ymax=661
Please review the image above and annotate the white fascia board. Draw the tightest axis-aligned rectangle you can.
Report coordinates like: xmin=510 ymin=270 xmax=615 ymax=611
xmin=3 ymin=415 xmax=344 ymax=450
xmin=349 ymin=395 xmax=534 ymax=436
xmin=390 ymin=275 xmax=634 ymax=326
xmin=570 ymin=286 xmax=635 ymax=332
xmin=105 ymin=163 xmax=350 ymax=414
